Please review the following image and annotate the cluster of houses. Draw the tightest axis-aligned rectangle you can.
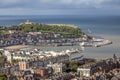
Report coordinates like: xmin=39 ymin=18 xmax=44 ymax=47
xmin=3 ymin=48 xmax=84 ymax=65
xmin=0 ymin=30 xmax=84 ymax=47
xmin=77 ymin=54 xmax=120 ymax=79
xmin=0 ymin=48 xmax=84 ymax=80
xmin=0 ymin=47 xmax=120 ymax=79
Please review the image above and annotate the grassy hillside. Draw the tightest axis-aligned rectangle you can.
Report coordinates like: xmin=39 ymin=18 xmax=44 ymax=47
xmin=7 ymin=23 xmax=84 ymax=38
xmin=0 ymin=30 xmax=9 ymax=34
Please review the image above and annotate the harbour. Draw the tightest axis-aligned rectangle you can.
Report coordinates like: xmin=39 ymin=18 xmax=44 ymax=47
xmin=0 ymin=0 xmax=120 ymax=79
xmin=0 ymin=15 xmax=120 ymax=80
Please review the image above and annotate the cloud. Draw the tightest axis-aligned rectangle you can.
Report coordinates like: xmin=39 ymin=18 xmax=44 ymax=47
xmin=0 ymin=0 xmax=120 ymax=15
xmin=0 ymin=0 xmax=120 ymax=8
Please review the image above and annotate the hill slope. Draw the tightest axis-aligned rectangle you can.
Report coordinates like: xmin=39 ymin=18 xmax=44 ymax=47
xmin=8 ymin=23 xmax=84 ymax=38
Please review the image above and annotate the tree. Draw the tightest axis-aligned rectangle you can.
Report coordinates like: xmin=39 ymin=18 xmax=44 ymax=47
xmin=0 ymin=73 xmax=7 ymax=80
xmin=65 ymin=62 xmax=79 ymax=72
xmin=69 ymin=62 xmax=79 ymax=72
xmin=6 ymin=23 xmax=84 ymax=38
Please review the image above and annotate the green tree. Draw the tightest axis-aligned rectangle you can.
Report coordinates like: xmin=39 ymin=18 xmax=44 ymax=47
xmin=6 ymin=23 xmax=84 ymax=38
xmin=65 ymin=62 xmax=79 ymax=72
xmin=0 ymin=73 xmax=7 ymax=80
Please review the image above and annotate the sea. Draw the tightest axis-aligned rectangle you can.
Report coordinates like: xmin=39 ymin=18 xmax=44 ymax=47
xmin=0 ymin=15 xmax=120 ymax=59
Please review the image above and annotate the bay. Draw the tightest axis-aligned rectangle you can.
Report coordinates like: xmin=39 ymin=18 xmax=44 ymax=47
xmin=0 ymin=15 xmax=120 ymax=59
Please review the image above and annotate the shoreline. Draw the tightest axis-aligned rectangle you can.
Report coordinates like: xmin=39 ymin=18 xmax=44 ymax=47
xmin=0 ymin=34 xmax=119 ymax=59
xmin=3 ymin=45 xmax=28 ymax=50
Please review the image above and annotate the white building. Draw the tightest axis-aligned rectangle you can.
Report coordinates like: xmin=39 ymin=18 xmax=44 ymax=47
xmin=13 ymin=55 xmax=30 ymax=60
xmin=4 ymin=50 xmax=12 ymax=63
xmin=47 ymin=62 xmax=63 ymax=74
xmin=66 ymin=49 xmax=84 ymax=61
xmin=77 ymin=68 xmax=91 ymax=77
xmin=19 ymin=20 xmax=32 ymax=25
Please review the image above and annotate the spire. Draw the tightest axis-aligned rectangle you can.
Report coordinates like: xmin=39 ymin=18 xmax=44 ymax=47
xmin=113 ymin=54 xmax=117 ymax=62
xmin=113 ymin=54 xmax=117 ymax=59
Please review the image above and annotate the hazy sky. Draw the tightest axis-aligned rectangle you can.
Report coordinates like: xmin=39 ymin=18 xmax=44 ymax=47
xmin=0 ymin=0 xmax=120 ymax=15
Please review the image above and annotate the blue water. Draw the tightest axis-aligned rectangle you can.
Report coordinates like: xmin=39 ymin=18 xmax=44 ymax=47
xmin=0 ymin=15 xmax=120 ymax=35
xmin=0 ymin=15 xmax=120 ymax=59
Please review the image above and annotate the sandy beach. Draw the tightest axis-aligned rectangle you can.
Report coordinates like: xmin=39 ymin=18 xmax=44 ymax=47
xmin=4 ymin=45 xmax=28 ymax=50
xmin=1 ymin=34 xmax=120 ymax=59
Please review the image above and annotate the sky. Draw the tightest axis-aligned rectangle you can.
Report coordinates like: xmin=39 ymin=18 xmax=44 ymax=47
xmin=0 ymin=0 xmax=120 ymax=15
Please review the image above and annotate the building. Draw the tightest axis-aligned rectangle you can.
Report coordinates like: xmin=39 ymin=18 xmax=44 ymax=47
xmin=47 ymin=62 xmax=63 ymax=74
xmin=0 ymin=51 xmax=7 ymax=64
xmin=23 ymin=70 xmax=34 ymax=80
xmin=19 ymin=61 xmax=29 ymax=70
xmin=77 ymin=68 xmax=91 ymax=77
xmin=66 ymin=49 xmax=84 ymax=61
xmin=35 ymin=68 xmax=47 ymax=77
xmin=19 ymin=20 xmax=32 ymax=25
xmin=4 ymin=50 xmax=12 ymax=63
